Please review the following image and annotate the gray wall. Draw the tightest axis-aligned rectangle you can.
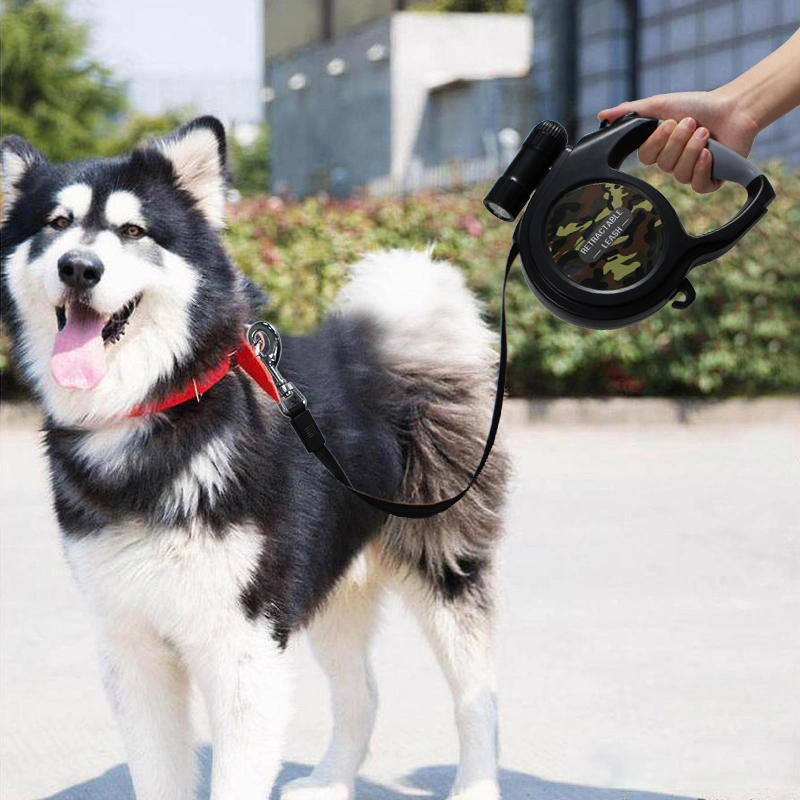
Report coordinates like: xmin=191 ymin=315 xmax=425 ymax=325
xmin=267 ymin=12 xmax=532 ymax=195
xmin=389 ymin=12 xmax=532 ymax=182
xmin=637 ymin=0 xmax=800 ymax=164
xmin=533 ymin=0 xmax=800 ymax=165
xmin=414 ymin=77 xmax=536 ymax=168
xmin=266 ymin=18 xmax=392 ymax=196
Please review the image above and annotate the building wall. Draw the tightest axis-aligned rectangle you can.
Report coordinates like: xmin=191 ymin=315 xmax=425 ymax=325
xmin=266 ymin=11 xmax=532 ymax=196
xmin=415 ymin=77 xmax=536 ymax=168
xmin=576 ymin=0 xmax=635 ymax=134
xmin=267 ymin=18 xmax=392 ymax=196
xmin=391 ymin=12 xmax=533 ymax=180
xmin=264 ymin=0 xmax=416 ymax=61
xmin=334 ymin=0 xmax=398 ymax=36
xmin=638 ymin=0 xmax=799 ymax=163
xmin=533 ymin=0 xmax=800 ymax=165
xmin=264 ymin=0 xmax=322 ymax=61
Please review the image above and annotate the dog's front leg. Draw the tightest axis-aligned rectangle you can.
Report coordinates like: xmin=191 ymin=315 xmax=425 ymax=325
xmin=188 ymin=618 xmax=292 ymax=800
xmin=99 ymin=624 xmax=195 ymax=800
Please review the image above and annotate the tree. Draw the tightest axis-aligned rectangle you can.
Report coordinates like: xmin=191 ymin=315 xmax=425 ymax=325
xmin=228 ymin=125 xmax=271 ymax=197
xmin=0 ymin=0 xmax=127 ymax=161
xmin=98 ymin=110 xmax=192 ymax=157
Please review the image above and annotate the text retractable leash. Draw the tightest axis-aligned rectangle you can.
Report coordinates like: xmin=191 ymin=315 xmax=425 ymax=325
xmin=244 ymin=113 xmax=775 ymax=518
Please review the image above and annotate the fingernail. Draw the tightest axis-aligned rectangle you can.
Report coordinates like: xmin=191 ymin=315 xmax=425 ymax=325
xmin=694 ymin=127 xmax=709 ymax=140
xmin=663 ymin=120 xmax=677 ymax=134
xmin=681 ymin=118 xmax=697 ymax=131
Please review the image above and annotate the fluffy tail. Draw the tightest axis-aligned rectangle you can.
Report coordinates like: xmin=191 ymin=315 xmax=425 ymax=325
xmin=335 ymin=249 xmax=510 ymax=598
xmin=334 ymin=248 xmax=496 ymax=371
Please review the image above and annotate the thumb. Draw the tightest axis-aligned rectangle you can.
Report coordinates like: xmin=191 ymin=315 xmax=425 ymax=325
xmin=598 ymin=96 xmax=675 ymax=123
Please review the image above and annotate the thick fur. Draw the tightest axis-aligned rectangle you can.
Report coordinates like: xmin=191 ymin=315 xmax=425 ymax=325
xmin=0 ymin=118 xmax=510 ymax=800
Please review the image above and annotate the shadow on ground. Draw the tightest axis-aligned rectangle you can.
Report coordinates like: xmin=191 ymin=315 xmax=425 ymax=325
xmin=36 ymin=746 xmax=696 ymax=800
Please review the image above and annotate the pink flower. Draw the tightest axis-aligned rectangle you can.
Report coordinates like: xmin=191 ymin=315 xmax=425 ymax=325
xmin=462 ymin=214 xmax=483 ymax=237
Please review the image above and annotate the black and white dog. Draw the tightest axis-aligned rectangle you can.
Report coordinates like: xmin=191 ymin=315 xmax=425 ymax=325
xmin=0 ymin=117 xmax=509 ymax=800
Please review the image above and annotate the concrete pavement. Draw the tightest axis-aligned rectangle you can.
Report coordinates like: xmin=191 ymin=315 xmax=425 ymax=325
xmin=1 ymin=417 xmax=799 ymax=800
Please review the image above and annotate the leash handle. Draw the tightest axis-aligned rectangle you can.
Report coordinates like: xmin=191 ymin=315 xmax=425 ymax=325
xmin=246 ymin=243 xmax=518 ymax=519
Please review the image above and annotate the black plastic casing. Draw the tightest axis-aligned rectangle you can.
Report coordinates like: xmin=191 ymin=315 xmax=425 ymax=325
xmin=513 ymin=114 xmax=776 ymax=329
xmin=484 ymin=120 xmax=568 ymax=222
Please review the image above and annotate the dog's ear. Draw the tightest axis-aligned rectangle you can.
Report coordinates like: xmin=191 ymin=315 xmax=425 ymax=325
xmin=1 ymin=136 xmax=46 ymax=221
xmin=153 ymin=116 xmax=228 ymax=229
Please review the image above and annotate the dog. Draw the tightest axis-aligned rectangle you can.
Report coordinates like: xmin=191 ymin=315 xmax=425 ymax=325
xmin=0 ymin=116 xmax=510 ymax=800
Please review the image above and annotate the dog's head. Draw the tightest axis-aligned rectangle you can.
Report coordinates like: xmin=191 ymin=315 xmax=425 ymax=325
xmin=1 ymin=116 xmax=250 ymax=425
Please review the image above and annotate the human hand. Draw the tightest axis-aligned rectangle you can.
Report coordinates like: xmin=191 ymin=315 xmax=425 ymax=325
xmin=598 ymin=91 xmax=760 ymax=193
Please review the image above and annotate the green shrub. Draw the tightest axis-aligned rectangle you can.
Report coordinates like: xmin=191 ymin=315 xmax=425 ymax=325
xmin=228 ymin=125 xmax=271 ymax=197
xmin=2 ymin=165 xmax=798 ymax=399
xmin=97 ymin=110 xmax=192 ymax=157
xmin=226 ymin=163 xmax=800 ymax=398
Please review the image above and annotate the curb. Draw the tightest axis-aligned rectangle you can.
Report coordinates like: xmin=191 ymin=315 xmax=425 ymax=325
xmin=501 ymin=397 xmax=800 ymax=426
xmin=1 ymin=398 xmax=798 ymax=431
xmin=0 ymin=402 xmax=43 ymax=430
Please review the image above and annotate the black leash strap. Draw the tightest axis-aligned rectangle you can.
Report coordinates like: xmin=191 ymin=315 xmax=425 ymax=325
xmin=249 ymin=242 xmax=519 ymax=519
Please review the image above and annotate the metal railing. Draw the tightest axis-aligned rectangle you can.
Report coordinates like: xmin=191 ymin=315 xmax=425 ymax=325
xmin=367 ymin=155 xmax=501 ymax=196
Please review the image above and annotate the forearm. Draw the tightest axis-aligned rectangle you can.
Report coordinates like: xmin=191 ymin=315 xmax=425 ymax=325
xmin=716 ymin=27 xmax=800 ymax=132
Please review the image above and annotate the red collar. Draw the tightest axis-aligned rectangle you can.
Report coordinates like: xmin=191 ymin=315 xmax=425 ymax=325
xmin=129 ymin=337 xmax=280 ymax=417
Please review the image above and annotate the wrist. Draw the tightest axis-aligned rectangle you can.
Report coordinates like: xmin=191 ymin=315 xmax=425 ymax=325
xmin=712 ymin=83 xmax=763 ymax=136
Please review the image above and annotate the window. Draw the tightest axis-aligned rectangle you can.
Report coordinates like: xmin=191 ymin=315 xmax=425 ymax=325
xmin=738 ymin=35 xmax=778 ymax=73
xmin=742 ymin=0 xmax=776 ymax=30
xmin=667 ymin=13 xmax=697 ymax=52
xmin=699 ymin=5 xmax=736 ymax=45
xmin=668 ymin=58 xmax=697 ymax=92
xmin=575 ymin=0 xmax=635 ymax=132
xmin=778 ymin=0 xmax=800 ymax=22
xmin=700 ymin=46 xmax=736 ymax=88
xmin=641 ymin=24 xmax=664 ymax=60
xmin=640 ymin=0 xmax=666 ymax=19
xmin=640 ymin=66 xmax=664 ymax=97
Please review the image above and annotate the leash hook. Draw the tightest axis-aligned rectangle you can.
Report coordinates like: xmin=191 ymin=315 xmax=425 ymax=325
xmin=248 ymin=321 xmax=282 ymax=365
xmin=247 ymin=321 xmax=307 ymax=418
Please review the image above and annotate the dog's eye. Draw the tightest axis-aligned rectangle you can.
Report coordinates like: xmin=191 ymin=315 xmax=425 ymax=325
xmin=49 ymin=216 xmax=72 ymax=231
xmin=120 ymin=223 xmax=146 ymax=240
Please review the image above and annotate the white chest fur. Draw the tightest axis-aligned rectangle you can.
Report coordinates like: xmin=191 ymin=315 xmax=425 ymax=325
xmin=64 ymin=523 xmax=264 ymax=647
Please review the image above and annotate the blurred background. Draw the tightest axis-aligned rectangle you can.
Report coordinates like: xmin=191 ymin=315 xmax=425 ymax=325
xmin=1 ymin=0 xmax=799 ymax=400
xmin=2 ymin=5 xmax=799 ymax=800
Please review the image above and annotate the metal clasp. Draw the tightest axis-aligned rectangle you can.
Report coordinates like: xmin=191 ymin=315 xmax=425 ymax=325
xmin=247 ymin=321 xmax=307 ymax=418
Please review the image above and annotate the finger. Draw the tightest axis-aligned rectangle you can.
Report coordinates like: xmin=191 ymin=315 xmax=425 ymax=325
xmin=598 ymin=102 xmax=638 ymax=123
xmin=656 ymin=117 xmax=697 ymax=173
xmin=638 ymin=120 xmax=677 ymax=165
xmin=673 ymin=126 xmax=709 ymax=184
xmin=691 ymin=148 xmax=720 ymax=194
xmin=598 ymin=94 xmax=673 ymax=123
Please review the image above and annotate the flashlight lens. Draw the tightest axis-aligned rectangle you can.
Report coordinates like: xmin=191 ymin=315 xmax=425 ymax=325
xmin=486 ymin=202 xmax=513 ymax=221
xmin=483 ymin=175 xmax=533 ymax=222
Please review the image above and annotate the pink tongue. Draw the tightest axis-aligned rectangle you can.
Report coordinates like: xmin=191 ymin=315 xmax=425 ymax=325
xmin=51 ymin=304 xmax=108 ymax=390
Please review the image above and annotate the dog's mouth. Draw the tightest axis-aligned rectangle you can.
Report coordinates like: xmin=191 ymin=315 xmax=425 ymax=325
xmin=56 ymin=295 xmax=142 ymax=345
xmin=51 ymin=295 xmax=142 ymax=391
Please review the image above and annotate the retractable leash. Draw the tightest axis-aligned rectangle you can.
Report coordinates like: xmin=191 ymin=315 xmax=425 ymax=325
xmin=485 ymin=113 xmax=775 ymax=328
xmin=243 ymin=112 xmax=774 ymax=518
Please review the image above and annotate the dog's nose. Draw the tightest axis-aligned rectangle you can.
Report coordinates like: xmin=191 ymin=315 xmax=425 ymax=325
xmin=57 ymin=250 xmax=104 ymax=290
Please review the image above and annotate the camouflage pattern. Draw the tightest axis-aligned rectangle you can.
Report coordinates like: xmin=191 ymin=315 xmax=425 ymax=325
xmin=545 ymin=182 xmax=664 ymax=291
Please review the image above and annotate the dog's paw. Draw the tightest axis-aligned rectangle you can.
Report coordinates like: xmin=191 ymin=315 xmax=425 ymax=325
xmin=280 ymin=775 xmax=354 ymax=800
xmin=448 ymin=779 xmax=500 ymax=800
